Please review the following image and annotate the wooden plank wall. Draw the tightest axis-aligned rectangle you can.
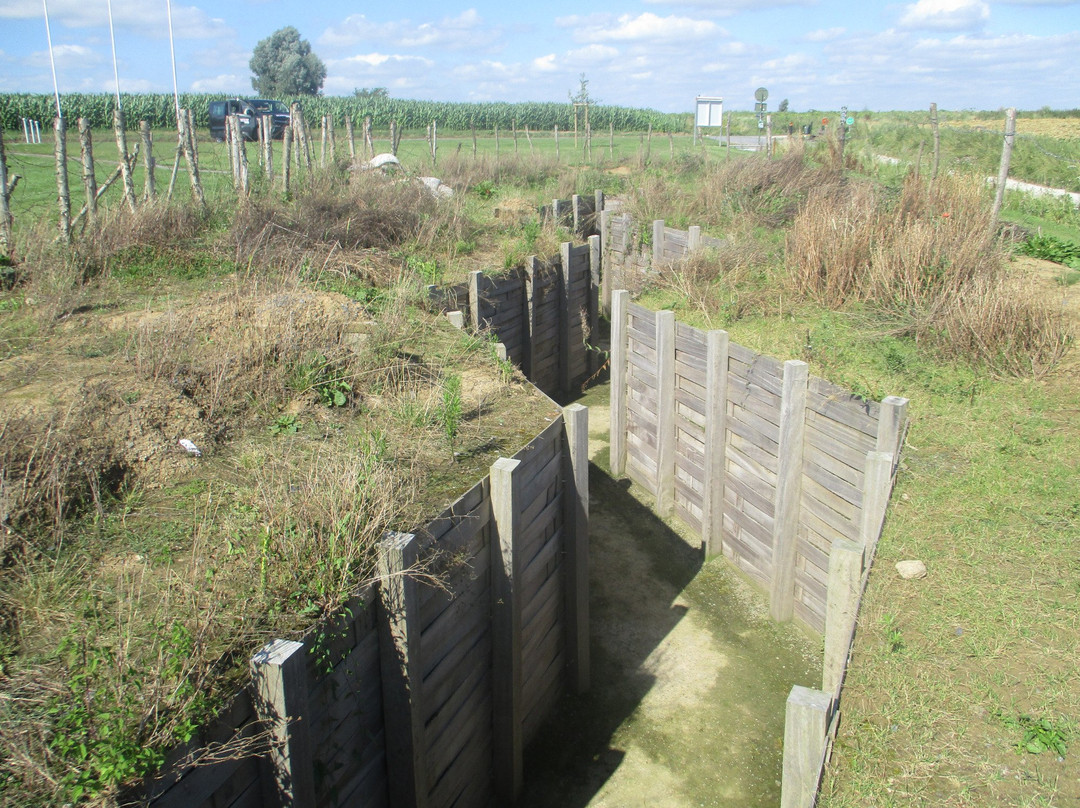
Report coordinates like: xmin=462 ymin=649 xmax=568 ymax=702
xmin=528 ymin=257 xmax=562 ymax=394
xmin=609 ymin=291 xmax=907 ymax=634
xmin=148 ymin=413 xmax=583 ymax=808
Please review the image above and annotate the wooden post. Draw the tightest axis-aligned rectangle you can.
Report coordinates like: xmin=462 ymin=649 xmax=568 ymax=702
xmin=227 ymin=116 xmax=240 ymax=189
xmin=186 ymin=108 xmax=199 ymax=167
xmin=599 ymin=209 xmax=612 ymax=315
xmin=588 ymin=234 xmax=601 ymax=375
xmin=990 ymin=107 xmax=1017 ymax=230
xmin=319 ymin=115 xmax=327 ymax=169
xmin=876 ymin=395 xmax=908 ymax=463
xmin=554 ymin=124 xmax=559 ymax=161
xmin=770 ymin=360 xmax=809 ymax=622
xmin=468 ymin=269 xmax=483 ymax=331
xmin=282 ymin=126 xmax=292 ymax=196
xmin=822 ymin=539 xmax=864 ymax=696
xmin=166 ymin=133 xmax=182 ymax=202
xmin=54 ymin=116 xmax=71 ymax=243
xmin=238 ymin=121 xmax=250 ymax=196
xmin=377 ymin=532 xmax=427 ymax=808
xmin=563 ymin=404 xmax=590 ymax=694
xmin=929 ymin=103 xmax=940 ymax=181
xmin=559 ymin=243 xmax=573 ymax=396
xmin=328 ymin=115 xmax=336 ymax=163
xmin=0 ymin=129 xmax=13 ymax=257
xmin=594 ymin=189 xmax=604 ymax=236
xmin=491 ymin=457 xmax=524 ymax=803
xmin=363 ymin=115 xmax=373 ymax=160
xmin=78 ymin=118 xmax=97 ymax=227
xmin=390 ymin=120 xmax=399 ymax=157
xmin=251 ymin=639 xmax=316 ymax=808
xmin=178 ymin=110 xmax=205 ymax=207
xmin=263 ymin=116 xmax=274 ymax=182
xmin=112 ymin=109 xmax=137 ymax=213
xmin=781 ymin=686 xmax=832 ymax=808
xmin=345 ymin=114 xmax=355 ymax=159
xmin=572 ymin=194 xmax=582 ymax=236
xmin=495 ymin=125 xmax=500 ymax=159
xmin=609 ymin=121 xmax=614 ymax=159
xmin=859 ymin=450 xmax=894 ymax=562
xmin=512 ymin=118 xmax=518 ymax=154
xmin=292 ymin=104 xmax=311 ymax=172
xmin=703 ymin=330 xmax=729 ymax=556
xmin=139 ymin=120 xmax=155 ymax=201
xmin=609 ymin=290 xmax=630 ymax=477
xmin=524 ymin=124 xmax=533 ymax=153
xmin=525 ymin=257 xmax=539 ymax=380
xmin=655 ymin=310 xmax=677 ymax=516
xmin=471 ymin=121 xmax=477 ymax=157
xmin=688 ymin=225 xmax=702 ymax=253
xmin=652 ymin=219 xmax=665 ymax=268
xmin=766 ymin=114 xmax=773 ymax=158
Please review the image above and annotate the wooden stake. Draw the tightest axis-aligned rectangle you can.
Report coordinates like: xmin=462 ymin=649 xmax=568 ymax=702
xmin=990 ymin=107 xmax=1016 ymax=231
xmin=139 ymin=120 xmax=155 ymax=201
xmin=363 ymin=115 xmax=373 ymax=160
xmin=282 ymin=126 xmax=292 ymax=196
xmin=113 ymin=109 xmax=137 ymax=213
xmin=78 ymin=118 xmax=97 ymax=227
xmin=0 ymin=129 xmax=13 ymax=257
xmin=345 ymin=114 xmax=355 ymax=158
xmin=178 ymin=109 xmax=205 ymax=207
xmin=166 ymin=134 xmax=182 ymax=202
xmin=319 ymin=115 xmax=327 ymax=168
xmin=72 ymin=144 xmax=138 ymax=230
xmin=54 ymin=117 xmax=71 ymax=243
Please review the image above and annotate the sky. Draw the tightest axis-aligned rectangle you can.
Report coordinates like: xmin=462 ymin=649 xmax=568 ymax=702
xmin=0 ymin=0 xmax=1078 ymax=112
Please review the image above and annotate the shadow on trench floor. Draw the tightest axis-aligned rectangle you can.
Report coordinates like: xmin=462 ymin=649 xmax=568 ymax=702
xmin=518 ymin=386 xmax=822 ymax=808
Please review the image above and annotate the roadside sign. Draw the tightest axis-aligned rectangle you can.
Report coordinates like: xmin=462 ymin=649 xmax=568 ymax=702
xmin=845 ymin=116 xmax=854 ymax=126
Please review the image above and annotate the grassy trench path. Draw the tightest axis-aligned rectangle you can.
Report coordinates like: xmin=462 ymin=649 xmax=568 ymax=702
xmin=518 ymin=383 xmax=822 ymax=808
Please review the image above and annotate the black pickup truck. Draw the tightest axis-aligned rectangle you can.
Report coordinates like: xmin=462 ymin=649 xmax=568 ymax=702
xmin=208 ymin=99 xmax=290 ymax=141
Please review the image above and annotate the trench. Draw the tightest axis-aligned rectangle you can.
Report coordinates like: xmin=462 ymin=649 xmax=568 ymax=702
xmin=519 ymin=382 xmax=822 ymax=808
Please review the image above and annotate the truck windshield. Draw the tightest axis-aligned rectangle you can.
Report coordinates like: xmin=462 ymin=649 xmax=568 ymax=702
xmin=250 ymin=100 xmax=288 ymax=115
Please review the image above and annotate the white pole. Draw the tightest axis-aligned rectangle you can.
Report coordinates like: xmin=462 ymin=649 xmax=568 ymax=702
xmin=107 ymin=0 xmax=121 ymax=110
xmin=166 ymin=0 xmax=181 ymax=126
xmin=42 ymin=0 xmax=62 ymax=120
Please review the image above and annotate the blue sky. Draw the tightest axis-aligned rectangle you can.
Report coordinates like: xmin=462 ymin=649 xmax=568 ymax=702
xmin=0 ymin=0 xmax=1077 ymax=112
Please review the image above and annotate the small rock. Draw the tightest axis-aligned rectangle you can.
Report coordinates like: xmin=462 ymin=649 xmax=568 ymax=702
xmin=896 ymin=559 xmax=927 ymax=579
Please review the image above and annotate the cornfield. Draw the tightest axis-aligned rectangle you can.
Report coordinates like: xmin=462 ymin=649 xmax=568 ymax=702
xmin=0 ymin=92 xmax=689 ymax=133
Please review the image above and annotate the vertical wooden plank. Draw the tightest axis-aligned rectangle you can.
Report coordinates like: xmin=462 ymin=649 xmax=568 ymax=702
xmin=563 ymin=404 xmax=590 ymax=694
xmin=875 ymin=395 xmax=909 ymax=467
xmin=587 ymin=235 xmax=601 ymax=376
xmin=525 ymin=257 xmax=539 ymax=380
xmin=594 ymin=189 xmax=604 ymax=232
xmin=822 ymin=540 xmax=864 ymax=696
xmin=491 ymin=457 xmax=524 ymax=803
xmin=552 ymin=198 xmax=563 ymax=228
xmin=572 ymin=193 xmax=582 ymax=236
xmin=652 ymin=219 xmax=664 ymax=268
xmin=655 ymin=310 xmax=677 ymax=516
xmin=140 ymin=120 xmax=156 ymax=201
xmin=780 ymin=686 xmax=832 ymax=808
xmin=599 ymin=209 xmax=613 ymax=316
xmin=703 ymin=330 xmax=729 ymax=556
xmin=859 ymin=450 xmax=894 ymax=569
xmin=609 ymin=290 xmax=630 ymax=477
xmin=251 ymin=639 xmax=316 ymax=808
xmin=54 ymin=116 xmax=71 ymax=243
xmin=468 ymin=270 xmax=482 ymax=332
xmin=559 ymin=242 xmax=572 ymax=396
xmin=77 ymin=118 xmax=97 ymax=227
xmin=377 ymin=532 xmax=427 ymax=808
xmin=770 ymin=360 xmax=809 ymax=622
xmin=688 ymin=225 xmax=701 ymax=253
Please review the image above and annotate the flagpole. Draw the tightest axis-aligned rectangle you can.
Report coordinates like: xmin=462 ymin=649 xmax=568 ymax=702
xmin=107 ymin=0 xmax=121 ymax=110
xmin=166 ymin=0 xmax=180 ymax=126
xmin=42 ymin=0 xmax=62 ymax=119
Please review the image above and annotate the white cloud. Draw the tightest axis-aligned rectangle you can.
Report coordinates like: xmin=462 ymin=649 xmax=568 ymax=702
xmin=566 ymin=44 xmax=620 ymax=62
xmin=572 ymin=13 xmax=721 ymax=43
xmin=805 ymin=27 xmax=846 ymax=42
xmin=640 ymin=0 xmax=813 ymax=15
xmin=899 ymin=0 xmax=990 ymax=30
xmin=532 ymin=54 xmax=558 ymax=72
xmin=190 ymin=74 xmax=247 ymax=93
xmin=27 ymin=44 xmax=101 ymax=68
xmin=319 ymin=10 xmax=500 ymax=53
xmin=0 ymin=0 xmax=231 ymax=39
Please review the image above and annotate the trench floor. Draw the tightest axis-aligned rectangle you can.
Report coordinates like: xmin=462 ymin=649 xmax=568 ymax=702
xmin=518 ymin=382 xmax=822 ymax=808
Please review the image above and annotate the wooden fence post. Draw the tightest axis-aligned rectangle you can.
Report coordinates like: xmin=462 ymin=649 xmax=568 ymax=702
xmin=610 ymin=290 xmax=629 ymax=477
xmin=822 ymin=539 xmax=864 ymax=696
xmin=652 ymin=219 xmax=665 ymax=268
xmin=114 ymin=109 xmax=138 ymax=213
xmin=599 ymin=209 xmax=613 ymax=316
xmin=563 ymin=404 xmax=590 ymax=694
xmin=178 ymin=110 xmax=205 ymax=207
xmin=859 ymin=450 xmax=894 ymax=569
xmin=377 ymin=531 xmax=427 ymax=808
xmin=139 ymin=121 xmax=155 ymax=201
xmin=587 ymin=235 xmax=601 ymax=375
xmin=468 ymin=270 xmax=483 ymax=332
xmin=990 ymin=107 xmax=1017 ymax=230
xmin=559 ymin=242 xmax=573 ymax=396
xmin=282 ymin=127 xmax=292 ymax=196
xmin=54 ymin=117 xmax=71 ymax=243
xmin=594 ymin=189 xmax=604 ymax=235
xmin=703 ymin=329 xmax=729 ymax=556
xmin=876 ymin=395 xmax=909 ymax=466
xmin=78 ymin=118 xmax=97 ymax=227
xmin=251 ymin=638 xmax=316 ymax=808
xmin=0 ymin=130 xmax=12 ymax=257
xmin=770 ymin=360 xmax=809 ymax=622
xmin=781 ymin=685 xmax=832 ymax=808
xmin=688 ymin=225 xmax=701 ymax=253
xmin=345 ymin=114 xmax=355 ymax=159
xmin=572 ymin=194 xmax=582 ymax=236
xmin=491 ymin=457 xmax=524 ymax=803
xmin=655 ymin=310 xmax=676 ymax=516
xmin=261 ymin=116 xmax=273 ymax=181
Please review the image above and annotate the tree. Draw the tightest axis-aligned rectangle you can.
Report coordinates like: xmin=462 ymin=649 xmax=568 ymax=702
xmin=353 ymin=87 xmax=389 ymax=100
xmin=569 ymin=73 xmax=595 ymax=106
xmin=249 ymin=27 xmax=326 ymax=98
xmin=778 ymin=98 xmax=789 ymax=113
